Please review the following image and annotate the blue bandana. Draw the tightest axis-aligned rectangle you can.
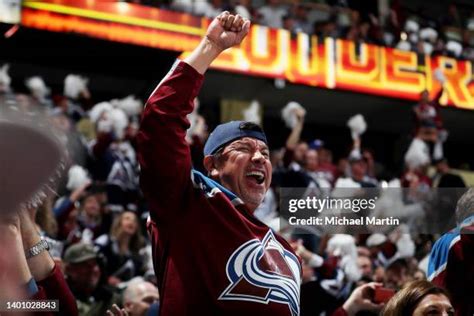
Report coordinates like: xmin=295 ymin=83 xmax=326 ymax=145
xmin=203 ymin=121 xmax=267 ymax=156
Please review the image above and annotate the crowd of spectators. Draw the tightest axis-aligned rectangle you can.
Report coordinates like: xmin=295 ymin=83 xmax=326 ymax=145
xmin=0 ymin=67 xmax=158 ymax=316
xmin=0 ymin=10 xmax=472 ymax=312
xmin=1 ymin=57 xmax=471 ymax=314
xmin=146 ymin=0 xmax=474 ymax=61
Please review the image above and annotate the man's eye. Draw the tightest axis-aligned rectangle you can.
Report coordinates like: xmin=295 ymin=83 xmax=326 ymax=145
xmin=237 ymin=147 xmax=250 ymax=152
xmin=143 ymin=297 xmax=156 ymax=304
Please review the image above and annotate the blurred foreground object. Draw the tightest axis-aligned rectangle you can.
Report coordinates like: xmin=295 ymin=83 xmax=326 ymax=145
xmin=0 ymin=104 xmax=64 ymax=213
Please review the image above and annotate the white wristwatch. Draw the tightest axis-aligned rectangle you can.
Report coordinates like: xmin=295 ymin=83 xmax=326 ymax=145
xmin=25 ymin=239 xmax=50 ymax=259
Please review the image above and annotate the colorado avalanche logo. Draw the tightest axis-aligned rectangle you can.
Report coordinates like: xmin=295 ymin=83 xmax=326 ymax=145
xmin=218 ymin=230 xmax=301 ymax=315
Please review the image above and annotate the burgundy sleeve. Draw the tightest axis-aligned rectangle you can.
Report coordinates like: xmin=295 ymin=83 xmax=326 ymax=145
xmin=32 ymin=287 xmax=47 ymax=300
xmin=448 ymin=227 xmax=474 ymax=316
xmin=137 ymin=61 xmax=204 ymax=222
xmin=35 ymin=264 xmax=78 ymax=316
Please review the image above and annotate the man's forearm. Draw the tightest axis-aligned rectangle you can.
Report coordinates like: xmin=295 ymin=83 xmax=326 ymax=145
xmin=183 ymin=37 xmax=223 ymax=75
xmin=20 ymin=214 xmax=55 ymax=281
xmin=286 ymin=122 xmax=303 ymax=149
xmin=0 ymin=223 xmax=33 ymax=297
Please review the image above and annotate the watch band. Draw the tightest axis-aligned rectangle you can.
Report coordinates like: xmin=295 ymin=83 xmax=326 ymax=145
xmin=25 ymin=239 xmax=50 ymax=259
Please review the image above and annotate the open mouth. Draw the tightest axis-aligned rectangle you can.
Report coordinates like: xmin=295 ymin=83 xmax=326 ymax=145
xmin=246 ymin=171 xmax=265 ymax=185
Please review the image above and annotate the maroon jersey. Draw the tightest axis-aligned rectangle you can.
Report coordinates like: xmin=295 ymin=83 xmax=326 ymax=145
xmin=428 ymin=217 xmax=474 ymax=316
xmin=137 ymin=61 xmax=301 ymax=316
xmin=34 ymin=264 xmax=78 ymax=316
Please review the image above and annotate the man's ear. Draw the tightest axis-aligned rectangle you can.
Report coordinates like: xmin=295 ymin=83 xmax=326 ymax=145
xmin=203 ymin=155 xmax=220 ymax=180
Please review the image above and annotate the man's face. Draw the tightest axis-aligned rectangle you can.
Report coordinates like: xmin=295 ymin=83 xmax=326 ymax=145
xmin=212 ymin=137 xmax=272 ymax=211
xmin=294 ymin=142 xmax=308 ymax=164
xmin=83 ymin=195 xmax=100 ymax=217
xmin=435 ymin=161 xmax=449 ymax=174
xmin=357 ymin=256 xmax=373 ymax=278
xmin=351 ymin=160 xmax=367 ymax=180
xmin=384 ymin=266 xmax=408 ymax=290
xmin=66 ymin=258 xmax=101 ymax=292
xmin=125 ymin=283 xmax=160 ymax=316
xmin=319 ymin=149 xmax=332 ymax=164
xmin=305 ymin=149 xmax=319 ymax=172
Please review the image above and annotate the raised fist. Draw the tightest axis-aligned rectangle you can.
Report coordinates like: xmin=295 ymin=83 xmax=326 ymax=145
xmin=206 ymin=12 xmax=251 ymax=51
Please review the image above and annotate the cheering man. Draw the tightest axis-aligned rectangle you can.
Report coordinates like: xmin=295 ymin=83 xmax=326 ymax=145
xmin=137 ymin=12 xmax=301 ymax=316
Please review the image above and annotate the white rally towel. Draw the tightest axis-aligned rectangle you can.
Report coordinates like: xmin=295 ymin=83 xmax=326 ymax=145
xmin=25 ymin=76 xmax=50 ymax=102
xmin=89 ymin=99 xmax=133 ymax=140
xmin=243 ymin=100 xmax=262 ymax=125
xmin=64 ymin=74 xmax=88 ymax=100
xmin=111 ymin=95 xmax=143 ymax=117
xmin=405 ymin=138 xmax=430 ymax=169
xmin=66 ymin=165 xmax=91 ymax=191
xmin=347 ymin=114 xmax=367 ymax=140
xmin=281 ymin=101 xmax=306 ymax=129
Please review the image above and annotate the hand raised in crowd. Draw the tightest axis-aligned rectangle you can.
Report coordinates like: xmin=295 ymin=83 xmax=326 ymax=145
xmin=294 ymin=107 xmax=306 ymax=124
xmin=106 ymin=304 xmax=129 ymax=316
xmin=342 ymin=282 xmax=385 ymax=316
xmin=69 ymin=179 xmax=92 ymax=203
xmin=17 ymin=206 xmax=56 ymax=282
xmin=184 ymin=12 xmax=251 ymax=74
xmin=206 ymin=11 xmax=250 ymax=52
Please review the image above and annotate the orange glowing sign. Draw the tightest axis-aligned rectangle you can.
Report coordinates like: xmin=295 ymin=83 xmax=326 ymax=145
xmin=21 ymin=0 xmax=474 ymax=110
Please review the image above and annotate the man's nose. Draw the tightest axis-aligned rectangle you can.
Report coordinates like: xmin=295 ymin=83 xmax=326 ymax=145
xmin=251 ymin=150 xmax=265 ymax=163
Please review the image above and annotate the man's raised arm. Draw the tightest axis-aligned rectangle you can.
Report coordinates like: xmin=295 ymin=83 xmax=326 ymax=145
xmin=137 ymin=13 xmax=250 ymax=222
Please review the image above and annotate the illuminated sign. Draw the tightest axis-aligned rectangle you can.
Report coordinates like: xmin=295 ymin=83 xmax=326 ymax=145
xmin=21 ymin=0 xmax=474 ymax=110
